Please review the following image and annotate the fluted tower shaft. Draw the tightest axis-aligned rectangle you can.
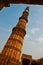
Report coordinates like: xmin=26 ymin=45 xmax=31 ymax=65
xmin=0 ymin=7 xmax=29 ymax=65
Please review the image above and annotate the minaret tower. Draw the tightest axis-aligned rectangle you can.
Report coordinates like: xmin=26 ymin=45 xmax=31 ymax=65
xmin=0 ymin=7 xmax=29 ymax=65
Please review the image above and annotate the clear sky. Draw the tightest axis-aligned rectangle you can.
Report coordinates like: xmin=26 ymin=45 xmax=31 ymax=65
xmin=0 ymin=4 xmax=43 ymax=59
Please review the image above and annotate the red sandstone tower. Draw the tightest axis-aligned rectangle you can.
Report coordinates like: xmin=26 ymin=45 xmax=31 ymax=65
xmin=0 ymin=7 xmax=29 ymax=65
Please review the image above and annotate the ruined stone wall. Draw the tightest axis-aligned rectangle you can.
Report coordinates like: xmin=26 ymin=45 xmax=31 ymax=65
xmin=0 ymin=0 xmax=43 ymax=10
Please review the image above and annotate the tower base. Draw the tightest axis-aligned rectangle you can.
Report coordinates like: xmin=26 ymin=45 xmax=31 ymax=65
xmin=0 ymin=54 xmax=20 ymax=65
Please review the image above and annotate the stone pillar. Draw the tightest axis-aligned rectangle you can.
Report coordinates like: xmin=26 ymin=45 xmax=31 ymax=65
xmin=0 ymin=7 xmax=29 ymax=65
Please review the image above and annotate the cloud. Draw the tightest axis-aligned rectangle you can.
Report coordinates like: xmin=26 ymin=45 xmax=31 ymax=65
xmin=31 ymin=41 xmax=35 ymax=45
xmin=25 ymin=34 xmax=30 ymax=38
xmin=41 ymin=34 xmax=43 ymax=37
xmin=36 ymin=20 xmax=43 ymax=25
xmin=39 ymin=47 xmax=43 ymax=50
xmin=36 ymin=35 xmax=43 ymax=43
xmin=8 ymin=29 xmax=11 ymax=32
xmin=31 ymin=28 xmax=40 ymax=34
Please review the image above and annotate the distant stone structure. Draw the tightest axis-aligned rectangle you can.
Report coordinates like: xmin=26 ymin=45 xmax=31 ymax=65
xmin=21 ymin=54 xmax=32 ymax=65
xmin=0 ymin=0 xmax=43 ymax=10
xmin=0 ymin=7 xmax=29 ymax=65
xmin=31 ymin=58 xmax=43 ymax=65
xmin=21 ymin=54 xmax=43 ymax=65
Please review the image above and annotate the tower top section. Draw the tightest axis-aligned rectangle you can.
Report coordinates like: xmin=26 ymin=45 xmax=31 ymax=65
xmin=25 ymin=7 xmax=29 ymax=13
xmin=23 ymin=7 xmax=29 ymax=15
xmin=19 ymin=7 xmax=29 ymax=23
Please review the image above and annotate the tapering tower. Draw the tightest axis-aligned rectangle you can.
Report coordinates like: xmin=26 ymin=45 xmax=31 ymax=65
xmin=0 ymin=7 xmax=29 ymax=65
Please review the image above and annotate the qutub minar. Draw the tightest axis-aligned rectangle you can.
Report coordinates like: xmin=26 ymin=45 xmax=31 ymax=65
xmin=0 ymin=7 xmax=43 ymax=65
xmin=0 ymin=7 xmax=31 ymax=65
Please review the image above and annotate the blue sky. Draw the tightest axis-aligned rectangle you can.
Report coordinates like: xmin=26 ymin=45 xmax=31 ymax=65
xmin=0 ymin=4 xmax=43 ymax=59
